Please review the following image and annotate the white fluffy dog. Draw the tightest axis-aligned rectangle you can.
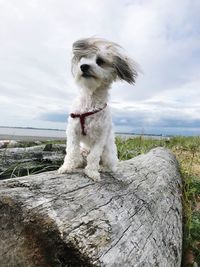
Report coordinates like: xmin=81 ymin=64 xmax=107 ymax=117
xmin=58 ymin=38 xmax=138 ymax=181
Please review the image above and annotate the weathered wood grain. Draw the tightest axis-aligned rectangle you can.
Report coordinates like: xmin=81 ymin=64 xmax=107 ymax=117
xmin=0 ymin=147 xmax=182 ymax=267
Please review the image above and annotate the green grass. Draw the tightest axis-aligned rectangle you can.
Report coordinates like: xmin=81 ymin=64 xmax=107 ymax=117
xmin=116 ymin=136 xmax=167 ymax=160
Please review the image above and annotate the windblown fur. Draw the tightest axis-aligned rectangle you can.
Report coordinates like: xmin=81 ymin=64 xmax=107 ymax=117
xmin=58 ymin=38 xmax=138 ymax=181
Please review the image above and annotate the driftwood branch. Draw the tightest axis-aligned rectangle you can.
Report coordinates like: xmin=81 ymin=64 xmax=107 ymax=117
xmin=0 ymin=147 xmax=182 ymax=267
xmin=0 ymin=144 xmax=65 ymax=178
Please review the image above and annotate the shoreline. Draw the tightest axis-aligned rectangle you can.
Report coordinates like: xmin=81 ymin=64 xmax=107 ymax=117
xmin=0 ymin=134 xmax=66 ymax=141
xmin=0 ymin=133 xmax=169 ymax=142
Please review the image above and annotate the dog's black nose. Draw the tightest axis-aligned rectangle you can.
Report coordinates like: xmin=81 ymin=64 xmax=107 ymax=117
xmin=80 ymin=64 xmax=90 ymax=72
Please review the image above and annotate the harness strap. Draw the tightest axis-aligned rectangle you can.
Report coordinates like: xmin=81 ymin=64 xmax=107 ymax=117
xmin=70 ymin=104 xmax=107 ymax=136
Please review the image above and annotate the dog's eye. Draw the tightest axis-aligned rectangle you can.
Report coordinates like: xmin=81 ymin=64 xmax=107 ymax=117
xmin=96 ymin=57 xmax=105 ymax=66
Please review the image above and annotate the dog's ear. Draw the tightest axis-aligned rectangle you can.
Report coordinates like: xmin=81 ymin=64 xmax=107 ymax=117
xmin=113 ymin=55 xmax=138 ymax=84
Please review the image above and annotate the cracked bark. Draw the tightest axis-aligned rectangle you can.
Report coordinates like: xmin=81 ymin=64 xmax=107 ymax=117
xmin=0 ymin=147 xmax=182 ymax=267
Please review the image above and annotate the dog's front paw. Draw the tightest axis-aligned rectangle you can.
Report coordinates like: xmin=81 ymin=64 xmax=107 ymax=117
xmin=58 ymin=164 xmax=74 ymax=174
xmin=100 ymin=166 xmax=110 ymax=172
xmin=100 ymin=164 xmax=117 ymax=173
xmin=84 ymin=167 xmax=101 ymax=181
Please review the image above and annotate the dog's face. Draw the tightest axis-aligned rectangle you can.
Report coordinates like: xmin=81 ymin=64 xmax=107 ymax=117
xmin=71 ymin=38 xmax=138 ymax=91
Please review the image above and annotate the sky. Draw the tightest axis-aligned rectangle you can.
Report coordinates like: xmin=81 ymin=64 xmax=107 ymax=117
xmin=0 ymin=0 xmax=200 ymax=136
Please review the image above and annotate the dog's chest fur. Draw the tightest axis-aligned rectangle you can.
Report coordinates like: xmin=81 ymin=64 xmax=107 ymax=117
xmin=69 ymin=107 xmax=111 ymax=139
xmin=69 ymin=87 xmax=111 ymax=139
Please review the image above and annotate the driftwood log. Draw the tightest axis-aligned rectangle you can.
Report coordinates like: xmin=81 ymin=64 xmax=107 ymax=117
xmin=0 ymin=144 xmax=65 ymax=179
xmin=0 ymin=147 xmax=182 ymax=267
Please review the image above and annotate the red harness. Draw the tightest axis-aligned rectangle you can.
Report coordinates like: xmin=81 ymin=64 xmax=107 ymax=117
xmin=70 ymin=104 xmax=107 ymax=136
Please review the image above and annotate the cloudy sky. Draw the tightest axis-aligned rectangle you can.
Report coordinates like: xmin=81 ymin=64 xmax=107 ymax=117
xmin=0 ymin=0 xmax=200 ymax=135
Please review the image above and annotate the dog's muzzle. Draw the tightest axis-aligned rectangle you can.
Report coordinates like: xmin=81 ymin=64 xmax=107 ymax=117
xmin=80 ymin=64 xmax=90 ymax=72
xmin=80 ymin=64 xmax=95 ymax=78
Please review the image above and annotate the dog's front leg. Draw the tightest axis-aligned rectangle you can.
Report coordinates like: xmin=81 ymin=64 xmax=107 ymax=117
xmin=58 ymin=122 xmax=82 ymax=174
xmin=84 ymin=138 xmax=105 ymax=181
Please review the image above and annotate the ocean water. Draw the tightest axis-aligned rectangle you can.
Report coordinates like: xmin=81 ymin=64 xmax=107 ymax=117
xmin=0 ymin=126 xmax=168 ymax=141
xmin=0 ymin=127 xmax=66 ymax=139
